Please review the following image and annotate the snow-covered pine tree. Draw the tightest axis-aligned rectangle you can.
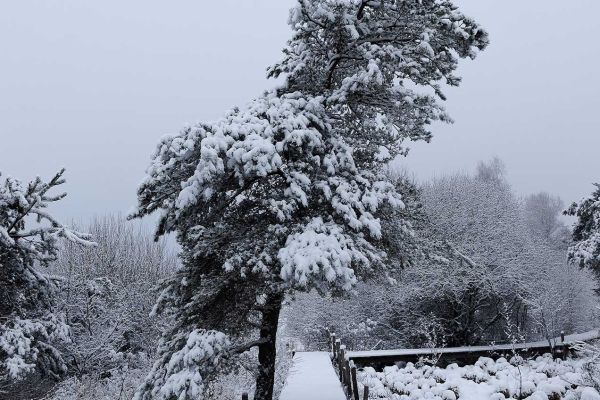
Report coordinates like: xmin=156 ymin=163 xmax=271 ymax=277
xmin=131 ymin=1 xmax=488 ymax=399
xmin=566 ymin=183 xmax=600 ymax=271
xmin=0 ymin=169 xmax=93 ymax=382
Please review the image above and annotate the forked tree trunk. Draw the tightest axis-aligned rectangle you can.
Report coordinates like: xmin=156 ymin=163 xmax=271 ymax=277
xmin=254 ymin=292 xmax=284 ymax=400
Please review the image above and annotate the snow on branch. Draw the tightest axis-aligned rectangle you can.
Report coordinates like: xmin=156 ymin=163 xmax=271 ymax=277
xmin=134 ymin=329 xmax=231 ymax=400
xmin=278 ymin=217 xmax=378 ymax=291
xmin=566 ymin=183 xmax=600 ymax=270
xmin=0 ymin=169 xmax=94 ymax=381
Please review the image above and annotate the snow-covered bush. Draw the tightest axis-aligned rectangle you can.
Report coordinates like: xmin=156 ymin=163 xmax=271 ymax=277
xmin=0 ymin=169 xmax=93 ymax=383
xmin=358 ymin=355 xmax=600 ymax=399
xmin=571 ymin=339 xmax=600 ymax=394
xmin=45 ymin=354 xmax=153 ymax=400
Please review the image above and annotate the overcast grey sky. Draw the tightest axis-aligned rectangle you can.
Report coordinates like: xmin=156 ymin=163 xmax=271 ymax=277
xmin=1 ymin=0 xmax=599 ymax=222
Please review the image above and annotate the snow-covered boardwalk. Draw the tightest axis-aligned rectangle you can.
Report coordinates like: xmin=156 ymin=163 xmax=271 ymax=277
xmin=279 ymin=352 xmax=346 ymax=400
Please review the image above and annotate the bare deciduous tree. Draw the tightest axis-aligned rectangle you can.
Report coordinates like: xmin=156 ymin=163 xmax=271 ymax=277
xmin=50 ymin=215 xmax=178 ymax=381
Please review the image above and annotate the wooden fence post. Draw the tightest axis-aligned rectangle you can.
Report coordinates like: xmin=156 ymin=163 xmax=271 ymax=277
xmin=242 ymin=392 xmax=248 ymax=400
xmin=560 ymin=330 xmax=568 ymax=359
xmin=331 ymin=333 xmax=337 ymax=358
xmin=351 ymin=364 xmax=360 ymax=400
xmin=363 ymin=385 xmax=369 ymax=400
xmin=344 ymin=357 xmax=352 ymax=397
xmin=339 ymin=346 xmax=346 ymax=385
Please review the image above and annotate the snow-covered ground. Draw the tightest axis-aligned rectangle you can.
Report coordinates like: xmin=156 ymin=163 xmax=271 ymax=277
xmin=359 ymin=355 xmax=600 ymax=400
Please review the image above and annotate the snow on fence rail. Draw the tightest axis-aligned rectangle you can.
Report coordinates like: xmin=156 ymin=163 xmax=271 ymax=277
xmin=345 ymin=329 xmax=600 ymax=369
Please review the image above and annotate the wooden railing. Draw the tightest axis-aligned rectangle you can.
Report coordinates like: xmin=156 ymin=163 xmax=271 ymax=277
xmin=326 ymin=328 xmax=369 ymax=400
xmin=327 ymin=328 xmax=599 ymax=375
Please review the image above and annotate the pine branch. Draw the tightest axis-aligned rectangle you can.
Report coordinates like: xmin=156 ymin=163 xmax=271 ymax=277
xmin=6 ymin=169 xmax=65 ymax=235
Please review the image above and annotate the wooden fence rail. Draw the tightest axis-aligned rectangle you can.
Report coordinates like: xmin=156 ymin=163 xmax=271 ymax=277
xmin=327 ymin=328 xmax=600 ymax=373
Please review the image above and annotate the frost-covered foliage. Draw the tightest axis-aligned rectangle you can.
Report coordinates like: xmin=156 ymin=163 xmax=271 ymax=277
xmin=0 ymin=169 xmax=93 ymax=382
xmin=566 ymin=184 xmax=600 ymax=272
xmin=45 ymin=354 xmax=153 ymax=400
xmin=0 ymin=316 xmax=70 ymax=381
xmin=418 ymin=162 xmax=597 ymax=345
xmin=284 ymin=161 xmax=598 ymax=353
xmin=131 ymin=1 xmax=487 ymax=398
xmin=358 ymin=355 xmax=600 ymax=400
xmin=524 ymin=192 xmax=570 ymax=247
xmin=34 ymin=215 xmax=178 ymax=399
xmin=49 ymin=215 xmax=177 ymax=379
xmin=140 ymin=329 xmax=230 ymax=400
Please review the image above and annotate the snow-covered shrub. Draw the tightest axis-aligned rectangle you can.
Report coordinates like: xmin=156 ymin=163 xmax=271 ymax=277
xmin=203 ymin=331 xmax=295 ymax=400
xmin=45 ymin=353 xmax=153 ymax=400
xmin=357 ymin=355 xmax=600 ymax=400
xmin=572 ymin=340 xmax=600 ymax=394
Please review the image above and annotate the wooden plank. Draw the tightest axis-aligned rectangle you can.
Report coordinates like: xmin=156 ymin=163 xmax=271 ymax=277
xmin=351 ymin=365 xmax=360 ymax=400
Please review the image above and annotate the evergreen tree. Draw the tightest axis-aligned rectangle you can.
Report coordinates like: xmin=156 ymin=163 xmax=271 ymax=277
xmin=566 ymin=183 xmax=600 ymax=271
xmin=0 ymin=169 xmax=92 ymax=382
xmin=131 ymin=1 xmax=488 ymax=399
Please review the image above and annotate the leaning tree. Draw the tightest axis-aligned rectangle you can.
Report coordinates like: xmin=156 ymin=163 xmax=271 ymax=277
xmin=566 ymin=183 xmax=600 ymax=272
xmin=131 ymin=1 xmax=488 ymax=399
xmin=0 ymin=169 xmax=93 ymax=382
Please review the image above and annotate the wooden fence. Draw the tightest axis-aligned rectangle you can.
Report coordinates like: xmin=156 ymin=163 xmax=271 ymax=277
xmin=346 ymin=329 xmax=600 ymax=370
xmin=326 ymin=328 xmax=369 ymax=400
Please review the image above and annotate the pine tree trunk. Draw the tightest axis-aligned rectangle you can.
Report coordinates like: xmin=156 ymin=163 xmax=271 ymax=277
xmin=254 ymin=293 xmax=283 ymax=400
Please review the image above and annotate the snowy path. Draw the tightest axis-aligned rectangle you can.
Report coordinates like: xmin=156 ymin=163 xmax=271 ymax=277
xmin=279 ymin=352 xmax=346 ymax=400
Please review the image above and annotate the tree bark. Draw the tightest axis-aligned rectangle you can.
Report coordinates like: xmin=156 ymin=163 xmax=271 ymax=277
xmin=254 ymin=292 xmax=284 ymax=400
